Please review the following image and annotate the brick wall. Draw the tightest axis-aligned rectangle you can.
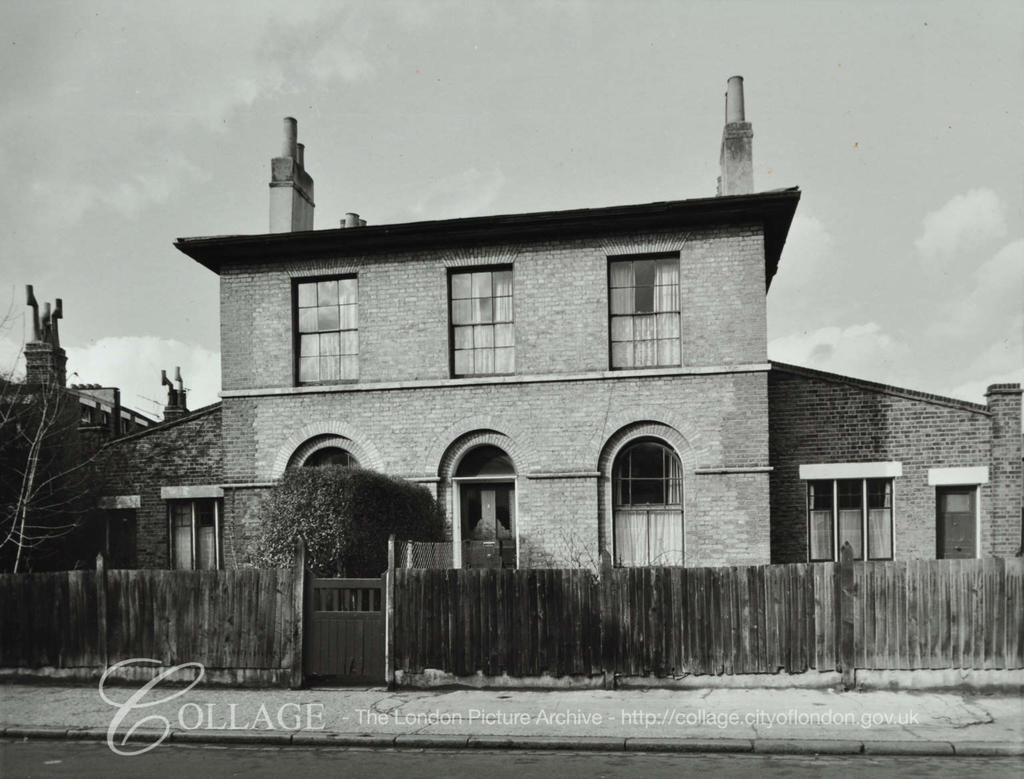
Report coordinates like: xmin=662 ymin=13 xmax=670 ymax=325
xmin=768 ymin=365 xmax=1022 ymax=562
xmin=218 ymin=225 xmax=768 ymax=391
xmin=221 ymin=371 xmax=772 ymax=568
xmin=96 ymin=406 xmax=222 ymax=568
xmin=986 ymin=385 xmax=1024 ymax=555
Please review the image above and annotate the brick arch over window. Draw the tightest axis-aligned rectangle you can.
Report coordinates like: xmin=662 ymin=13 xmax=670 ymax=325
xmin=587 ymin=406 xmax=708 ymax=471
xmin=286 ymin=435 xmax=367 ymax=470
xmin=417 ymin=415 xmax=535 ymax=478
xmin=270 ymin=421 xmax=383 ymax=478
xmin=437 ymin=430 xmax=522 ymax=481
xmin=596 ymin=420 xmax=697 ymax=563
xmin=597 ymin=232 xmax=692 ymax=257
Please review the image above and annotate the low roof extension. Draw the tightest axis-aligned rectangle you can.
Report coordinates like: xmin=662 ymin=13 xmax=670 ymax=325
xmin=175 ymin=188 xmax=800 ymax=291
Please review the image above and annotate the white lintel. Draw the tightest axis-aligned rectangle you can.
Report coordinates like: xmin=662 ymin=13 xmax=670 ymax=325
xmin=927 ymin=466 xmax=989 ymax=486
xmin=160 ymin=485 xmax=224 ymax=499
xmin=798 ymin=462 xmax=903 ymax=480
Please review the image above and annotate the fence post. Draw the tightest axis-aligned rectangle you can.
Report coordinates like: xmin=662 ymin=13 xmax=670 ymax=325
xmin=385 ymin=534 xmax=396 ymax=690
xmin=290 ymin=538 xmax=306 ymax=689
xmin=599 ymin=549 xmax=614 ymax=688
xmin=94 ymin=552 xmax=109 ymax=671
xmin=837 ymin=541 xmax=856 ymax=689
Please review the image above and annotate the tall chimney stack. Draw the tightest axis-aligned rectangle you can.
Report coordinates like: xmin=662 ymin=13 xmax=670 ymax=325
xmin=269 ymin=117 xmax=315 ymax=233
xmin=717 ymin=76 xmax=754 ymax=196
xmin=161 ymin=367 xmax=189 ymax=421
xmin=24 ymin=285 xmax=67 ymax=387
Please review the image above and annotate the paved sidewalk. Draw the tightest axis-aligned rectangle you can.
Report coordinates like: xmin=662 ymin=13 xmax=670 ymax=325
xmin=2 ymin=683 xmax=1022 ymax=756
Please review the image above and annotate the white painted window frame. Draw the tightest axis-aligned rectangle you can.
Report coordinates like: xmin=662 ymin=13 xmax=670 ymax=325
xmin=166 ymin=497 xmax=222 ymax=570
xmin=801 ymin=465 xmax=899 ymax=562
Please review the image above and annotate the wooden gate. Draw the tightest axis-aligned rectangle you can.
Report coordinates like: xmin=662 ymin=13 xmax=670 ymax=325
xmin=305 ymin=577 xmax=385 ymax=684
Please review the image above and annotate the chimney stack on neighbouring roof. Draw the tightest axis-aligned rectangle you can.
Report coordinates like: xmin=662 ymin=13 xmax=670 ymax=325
xmin=269 ymin=117 xmax=315 ymax=233
xmin=161 ymin=367 xmax=189 ymax=421
xmin=24 ymin=285 xmax=67 ymax=387
xmin=717 ymin=76 xmax=754 ymax=196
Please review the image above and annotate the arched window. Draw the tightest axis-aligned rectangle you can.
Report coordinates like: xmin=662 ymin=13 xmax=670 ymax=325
xmin=303 ymin=447 xmax=359 ymax=468
xmin=613 ymin=439 xmax=683 ymax=566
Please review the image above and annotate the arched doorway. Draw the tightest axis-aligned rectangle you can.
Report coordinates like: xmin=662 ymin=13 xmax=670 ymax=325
xmin=455 ymin=444 xmax=516 ymax=568
xmin=612 ymin=438 xmax=683 ymax=565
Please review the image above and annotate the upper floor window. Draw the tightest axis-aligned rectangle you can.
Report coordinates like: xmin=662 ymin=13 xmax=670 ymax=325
xmin=450 ymin=268 xmax=514 ymax=376
xmin=296 ymin=278 xmax=358 ymax=383
xmin=608 ymin=255 xmax=681 ymax=369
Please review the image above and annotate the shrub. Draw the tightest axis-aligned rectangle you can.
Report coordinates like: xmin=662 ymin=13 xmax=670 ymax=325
xmin=252 ymin=466 xmax=445 ymax=576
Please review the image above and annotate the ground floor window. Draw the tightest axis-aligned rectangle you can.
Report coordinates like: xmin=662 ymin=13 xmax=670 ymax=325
xmin=807 ymin=478 xmax=893 ymax=562
xmin=613 ymin=439 xmax=683 ymax=565
xmin=169 ymin=499 xmax=221 ymax=570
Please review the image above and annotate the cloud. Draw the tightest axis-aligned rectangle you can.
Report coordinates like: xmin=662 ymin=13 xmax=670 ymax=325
xmin=938 ymin=238 xmax=1023 ymax=331
xmin=65 ymin=337 xmax=221 ymax=420
xmin=947 ymin=366 xmax=1024 ymax=406
xmin=1 ymin=2 xmax=385 ymax=228
xmin=31 ymin=153 xmax=209 ymax=223
xmin=914 ymin=188 xmax=1007 ymax=263
xmin=409 ymin=166 xmax=506 ymax=220
xmin=769 ymin=322 xmax=912 ymax=383
xmin=766 ymin=214 xmax=844 ymax=338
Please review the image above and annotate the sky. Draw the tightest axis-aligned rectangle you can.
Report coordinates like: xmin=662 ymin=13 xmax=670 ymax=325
xmin=1 ymin=0 xmax=1021 ymax=419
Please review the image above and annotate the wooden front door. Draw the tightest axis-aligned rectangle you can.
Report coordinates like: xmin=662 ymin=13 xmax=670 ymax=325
xmin=305 ymin=577 xmax=385 ymax=684
xmin=937 ymin=487 xmax=976 ymax=559
xmin=461 ymin=483 xmax=516 ymax=568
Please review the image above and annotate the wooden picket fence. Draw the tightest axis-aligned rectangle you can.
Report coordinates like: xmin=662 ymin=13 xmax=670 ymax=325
xmin=0 ymin=555 xmax=304 ymax=685
xmin=392 ymin=557 xmax=1024 ymax=680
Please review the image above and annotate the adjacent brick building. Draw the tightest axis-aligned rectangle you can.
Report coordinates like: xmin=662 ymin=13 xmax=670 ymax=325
xmin=100 ymin=77 xmax=1022 ymax=570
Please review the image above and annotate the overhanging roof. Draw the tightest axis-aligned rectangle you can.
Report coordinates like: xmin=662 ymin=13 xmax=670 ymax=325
xmin=175 ymin=187 xmax=800 ymax=290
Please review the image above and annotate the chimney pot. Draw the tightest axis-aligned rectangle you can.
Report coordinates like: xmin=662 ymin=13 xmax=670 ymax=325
xmin=726 ymin=76 xmax=745 ymax=123
xmin=345 ymin=212 xmax=360 ymax=228
xmin=296 ymin=142 xmax=305 ymax=167
xmin=282 ymin=117 xmax=298 ymax=158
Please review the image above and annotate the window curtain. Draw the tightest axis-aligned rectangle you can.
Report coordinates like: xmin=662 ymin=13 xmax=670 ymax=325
xmin=647 ymin=510 xmax=683 ymax=565
xmin=610 ymin=262 xmax=632 ymax=288
xmin=614 ymin=510 xmax=647 ymax=565
xmin=838 ymin=509 xmax=863 ymax=559
xmin=171 ymin=505 xmax=192 ymax=570
xmin=493 ymin=272 xmax=513 ymax=298
xmin=867 ymin=508 xmax=891 ymax=559
xmin=809 ymin=509 xmax=832 ymax=560
xmin=653 ymin=261 xmax=679 ymax=312
xmin=196 ymin=524 xmax=216 ymax=570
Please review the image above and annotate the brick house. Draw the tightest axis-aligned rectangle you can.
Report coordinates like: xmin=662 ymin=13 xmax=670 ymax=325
xmin=99 ymin=77 xmax=1022 ymax=570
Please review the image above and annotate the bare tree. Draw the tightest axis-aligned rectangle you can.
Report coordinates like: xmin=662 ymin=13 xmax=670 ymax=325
xmin=0 ymin=294 xmax=99 ymax=572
